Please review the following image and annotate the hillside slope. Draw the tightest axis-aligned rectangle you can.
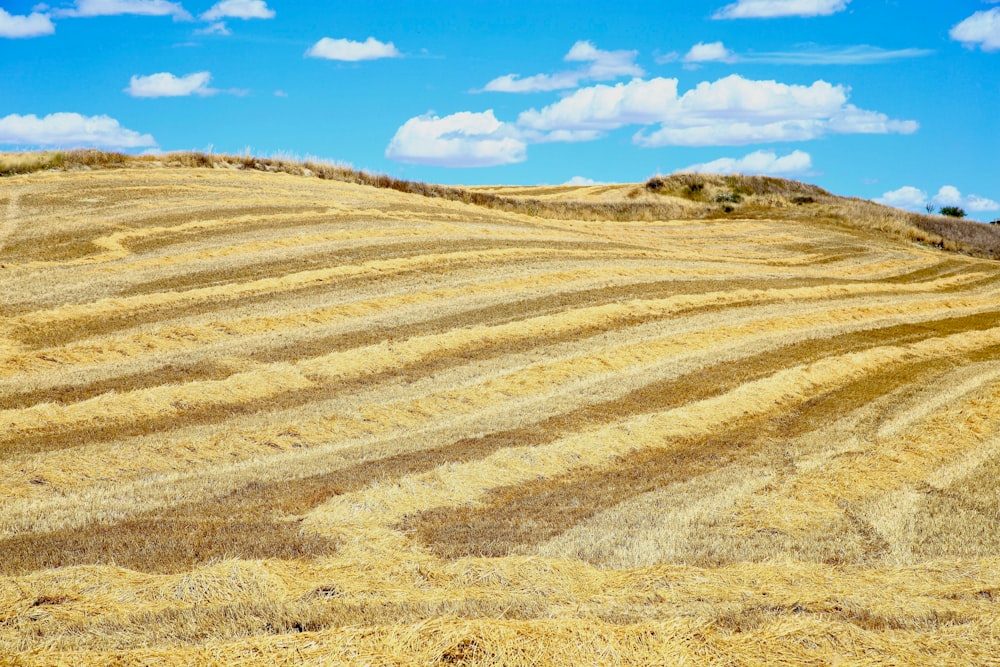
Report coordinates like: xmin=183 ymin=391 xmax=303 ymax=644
xmin=2 ymin=166 xmax=1000 ymax=665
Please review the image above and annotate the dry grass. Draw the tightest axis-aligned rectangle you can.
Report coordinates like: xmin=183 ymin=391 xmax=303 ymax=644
xmin=6 ymin=150 xmax=999 ymax=258
xmin=3 ymin=159 xmax=1000 ymax=665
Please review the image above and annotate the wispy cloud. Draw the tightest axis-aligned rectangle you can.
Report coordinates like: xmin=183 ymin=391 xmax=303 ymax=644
xmin=741 ymin=44 xmax=934 ymax=65
xmin=951 ymin=8 xmax=1000 ymax=52
xmin=194 ymin=21 xmax=230 ymax=35
xmin=680 ymin=41 xmax=932 ymax=66
xmin=125 ymin=71 xmax=216 ymax=97
xmin=481 ymin=41 xmax=643 ymax=93
xmin=54 ymin=0 xmax=192 ymax=20
xmin=201 ymin=0 xmax=274 ymax=21
xmin=714 ymin=0 xmax=850 ymax=19
xmin=306 ymin=37 xmax=401 ymax=61
xmin=0 ymin=112 xmax=156 ymax=148
xmin=0 ymin=8 xmax=55 ymax=38
xmin=678 ymin=149 xmax=813 ymax=176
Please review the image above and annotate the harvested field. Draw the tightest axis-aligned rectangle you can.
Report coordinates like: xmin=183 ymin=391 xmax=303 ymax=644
xmin=2 ymin=162 xmax=1000 ymax=665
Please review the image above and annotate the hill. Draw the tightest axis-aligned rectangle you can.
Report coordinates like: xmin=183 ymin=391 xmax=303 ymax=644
xmin=2 ymin=153 xmax=1000 ymax=665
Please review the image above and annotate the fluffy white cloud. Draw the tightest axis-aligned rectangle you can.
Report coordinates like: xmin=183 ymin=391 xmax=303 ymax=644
xmin=966 ymin=195 xmax=1000 ymax=213
xmin=482 ymin=41 xmax=643 ymax=93
xmin=951 ymin=9 xmax=1000 ymax=52
xmin=638 ymin=120 xmax=826 ymax=147
xmin=875 ymin=186 xmax=929 ymax=211
xmin=306 ymin=36 xmax=400 ymax=61
xmin=201 ymin=0 xmax=274 ymax=21
xmin=932 ymin=185 xmax=962 ymax=207
xmin=385 ymin=110 xmax=526 ymax=167
xmin=55 ymin=0 xmax=192 ymax=19
xmin=0 ymin=112 xmax=156 ymax=148
xmin=932 ymin=186 xmax=1000 ymax=212
xmin=714 ymin=0 xmax=849 ymax=19
xmin=678 ymin=149 xmax=813 ymax=176
xmin=125 ymin=71 xmax=215 ymax=97
xmin=683 ymin=41 xmax=736 ymax=63
xmin=876 ymin=185 xmax=1000 ymax=213
xmin=517 ymin=77 xmax=679 ymax=133
xmin=0 ymin=9 xmax=55 ymax=37
xmin=517 ymin=74 xmax=916 ymax=147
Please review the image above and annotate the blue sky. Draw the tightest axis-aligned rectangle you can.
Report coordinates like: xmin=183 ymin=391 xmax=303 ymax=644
xmin=2 ymin=0 xmax=999 ymax=218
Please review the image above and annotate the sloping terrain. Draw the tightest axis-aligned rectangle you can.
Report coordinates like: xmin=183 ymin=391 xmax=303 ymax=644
xmin=1 ymin=164 xmax=999 ymax=665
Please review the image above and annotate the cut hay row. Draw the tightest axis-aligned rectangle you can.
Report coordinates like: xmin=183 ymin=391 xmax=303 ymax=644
xmin=4 ymin=289 xmax=999 ymax=523
xmin=539 ymin=360 xmax=1000 ymax=568
xmin=301 ymin=325 xmax=1000 ymax=550
xmin=3 ymin=165 xmax=1000 ymax=665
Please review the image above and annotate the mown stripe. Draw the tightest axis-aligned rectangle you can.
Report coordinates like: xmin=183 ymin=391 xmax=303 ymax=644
xmin=117 ymin=237 xmax=636 ymax=297
xmin=7 ymin=316 xmax=1000 ymax=570
xmin=401 ymin=351 xmax=1000 ymax=560
xmin=9 ymin=288 xmax=994 ymax=458
xmin=0 ymin=275 xmax=832 ymax=410
xmin=15 ymin=243 xmax=663 ymax=349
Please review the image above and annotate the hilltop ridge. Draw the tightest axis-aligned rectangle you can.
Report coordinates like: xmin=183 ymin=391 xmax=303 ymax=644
xmin=4 ymin=149 xmax=1000 ymax=260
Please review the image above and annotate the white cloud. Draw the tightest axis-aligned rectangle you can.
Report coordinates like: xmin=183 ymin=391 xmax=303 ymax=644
xmin=306 ymin=36 xmax=400 ymax=61
xmin=482 ymin=40 xmax=643 ymax=93
xmin=639 ymin=120 xmax=827 ymax=147
xmin=714 ymin=0 xmax=849 ymax=19
xmin=931 ymin=186 xmax=999 ymax=212
xmin=683 ymin=41 xmax=736 ymax=64
xmin=0 ymin=112 xmax=156 ymax=149
xmin=516 ymin=74 xmax=916 ymax=148
xmin=55 ymin=0 xmax=192 ymax=19
xmin=738 ymin=45 xmax=933 ymax=65
xmin=194 ymin=21 xmax=229 ymax=35
xmin=875 ymin=186 xmax=929 ymax=211
xmin=385 ymin=110 xmax=526 ymax=168
xmin=876 ymin=185 xmax=1000 ymax=213
xmin=932 ymin=185 xmax=962 ymax=207
xmin=951 ymin=8 xmax=1000 ymax=52
xmin=0 ymin=8 xmax=55 ymax=37
xmin=125 ymin=71 xmax=215 ymax=97
xmin=563 ymin=176 xmax=605 ymax=186
xmin=201 ymin=0 xmax=273 ymax=21
xmin=966 ymin=195 xmax=1000 ymax=213
xmin=517 ymin=77 xmax=679 ymax=133
xmin=678 ymin=149 xmax=813 ymax=176
xmin=273 ymin=89 xmax=288 ymax=98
